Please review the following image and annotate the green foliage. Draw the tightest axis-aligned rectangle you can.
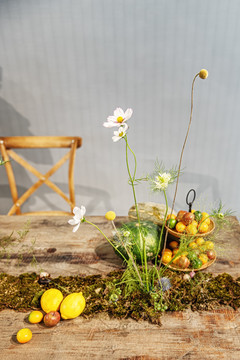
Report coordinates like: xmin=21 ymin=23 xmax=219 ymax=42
xmin=113 ymin=221 xmax=161 ymax=263
xmin=1 ymin=271 xmax=239 ymax=325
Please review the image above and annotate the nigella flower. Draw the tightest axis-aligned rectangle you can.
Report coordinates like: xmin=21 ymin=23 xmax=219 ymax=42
xmin=68 ymin=206 xmax=86 ymax=232
xmin=153 ymin=172 xmax=173 ymax=191
xmin=158 ymin=277 xmax=172 ymax=292
xmin=103 ymin=107 xmax=133 ymax=128
xmin=112 ymin=124 xmax=128 ymax=142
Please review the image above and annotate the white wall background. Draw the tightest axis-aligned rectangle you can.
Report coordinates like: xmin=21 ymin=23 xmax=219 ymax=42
xmin=0 ymin=0 xmax=239 ymax=218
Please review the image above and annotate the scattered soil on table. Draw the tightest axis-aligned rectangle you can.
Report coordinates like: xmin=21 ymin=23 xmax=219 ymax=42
xmin=0 ymin=271 xmax=240 ymax=325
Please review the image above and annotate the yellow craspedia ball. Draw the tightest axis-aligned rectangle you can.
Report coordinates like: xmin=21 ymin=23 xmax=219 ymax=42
xmin=105 ymin=211 xmax=116 ymax=221
xmin=199 ymin=69 xmax=208 ymax=79
xmin=60 ymin=292 xmax=86 ymax=320
xmin=40 ymin=288 xmax=63 ymax=313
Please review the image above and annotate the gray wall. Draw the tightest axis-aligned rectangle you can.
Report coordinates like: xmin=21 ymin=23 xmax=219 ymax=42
xmin=0 ymin=0 xmax=239 ymax=218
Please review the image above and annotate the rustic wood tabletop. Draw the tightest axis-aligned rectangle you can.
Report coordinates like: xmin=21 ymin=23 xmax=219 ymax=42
xmin=0 ymin=215 xmax=240 ymax=360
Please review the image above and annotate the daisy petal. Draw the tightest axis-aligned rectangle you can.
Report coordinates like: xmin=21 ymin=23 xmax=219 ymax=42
xmin=124 ymin=108 xmax=133 ymax=120
xmin=73 ymin=207 xmax=81 ymax=216
xmin=68 ymin=219 xmax=79 ymax=225
xmin=103 ymin=121 xmax=116 ymax=128
xmin=114 ymin=107 xmax=124 ymax=117
xmin=73 ymin=223 xmax=80 ymax=232
xmin=112 ymin=136 xmax=119 ymax=142
xmin=80 ymin=206 xmax=86 ymax=217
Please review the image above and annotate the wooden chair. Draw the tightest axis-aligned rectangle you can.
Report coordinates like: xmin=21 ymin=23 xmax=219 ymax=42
xmin=0 ymin=136 xmax=82 ymax=215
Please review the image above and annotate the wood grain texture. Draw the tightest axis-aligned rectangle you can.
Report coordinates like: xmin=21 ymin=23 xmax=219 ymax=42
xmin=0 ymin=216 xmax=239 ymax=277
xmin=0 ymin=309 xmax=239 ymax=360
xmin=0 ymin=216 xmax=240 ymax=359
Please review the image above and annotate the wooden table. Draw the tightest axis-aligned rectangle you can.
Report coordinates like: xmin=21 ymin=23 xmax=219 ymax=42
xmin=0 ymin=215 xmax=240 ymax=360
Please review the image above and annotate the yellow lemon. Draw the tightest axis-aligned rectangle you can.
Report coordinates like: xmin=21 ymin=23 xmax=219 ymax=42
xmin=60 ymin=292 xmax=86 ymax=320
xmin=28 ymin=310 xmax=43 ymax=324
xmin=40 ymin=288 xmax=63 ymax=313
xmin=16 ymin=328 xmax=32 ymax=344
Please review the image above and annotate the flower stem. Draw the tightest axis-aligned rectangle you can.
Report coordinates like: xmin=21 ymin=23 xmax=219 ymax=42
xmin=160 ymin=73 xmax=199 ymax=270
xmin=124 ymin=136 xmax=141 ymax=224
xmin=85 ymin=220 xmax=128 ymax=263
xmin=111 ymin=220 xmax=144 ymax=287
xmin=124 ymin=135 xmax=149 ymax=291
xmin=155 ymin=189 xmax=168 ymax=267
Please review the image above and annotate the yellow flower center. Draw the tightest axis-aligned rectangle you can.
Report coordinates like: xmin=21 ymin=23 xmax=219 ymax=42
xmin=117 ymin=116 xmax=124 ymax=123
xmin=119 ymin=131 xmax=123 ymax=137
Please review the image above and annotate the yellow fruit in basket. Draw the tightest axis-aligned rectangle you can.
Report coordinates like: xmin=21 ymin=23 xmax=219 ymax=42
xmin=198 ymin=222 xmax=209 ymax=233
xmin=60 ymin=292 xmax=86 ymax=319
xmin=201 ymin=212 xmax=211 ymax=225
xmin=41 ymin=288 xmax=63 ymax=313
xmin=198 ymin=253 xmax=209 ymax=265
xmin=186 ymin=223 xmax=198 ymax=235
xmin=195 ymin=237 xmax=205 ymax=246
xmin=169 ymin=241 xmax=179 ymax=249
xmin=192 ymin=220 xmax=198 ymax=227
xmin=166 ymin=214 xmax=176 ymax=220
xmin=175 ymin=222 xmax=186 ymax=233
xmin=162 ymin=248 xmax=172 ymax=256
xmin=191 ymin=209 xmax=196 ymax=213
xmin=188 ymin=241 xmax=197 ymax=249
xmin=205 ymin=240 xmax=214 ymax=250
xmin=172 ymin=255 xmax=181 ymax=264
xmin=172 ymin=248 xmax=179 ymax=255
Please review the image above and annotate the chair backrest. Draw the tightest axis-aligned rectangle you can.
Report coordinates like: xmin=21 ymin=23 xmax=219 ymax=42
xmin=0 ymin=136 xmax=82 ymax=215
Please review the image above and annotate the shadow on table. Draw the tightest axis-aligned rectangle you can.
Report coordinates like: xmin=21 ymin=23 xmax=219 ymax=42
xmin=95 ymin=242 xmax=123 ymax=268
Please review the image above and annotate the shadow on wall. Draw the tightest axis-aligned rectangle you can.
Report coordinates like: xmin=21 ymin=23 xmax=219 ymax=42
xmin=167 ymin=171 xmax=221 ymax=211
xmin=0 ymin=183 xmax=113 ymax=215
xmin=0 ymin=66 xmax=56 ymax=211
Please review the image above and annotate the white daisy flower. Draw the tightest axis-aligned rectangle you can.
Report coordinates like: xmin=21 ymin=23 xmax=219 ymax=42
xmin=68 ymin=206 xmax=86 ymax=232
xmin=153 ymin=172 xmax=172 ymax=191
xmin=112 ymin=124 xmax=128 ymax=142
xmin=103 ymin=107 xmax=133 ymax=128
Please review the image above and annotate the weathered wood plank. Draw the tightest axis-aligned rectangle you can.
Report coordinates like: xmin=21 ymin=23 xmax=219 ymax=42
xmin=0 ymin=216 xmax=240 ymax=360
xmin=0 ymin=309 xmax=239 ymax=360
xmin=0 ymin=216 xmax=239 ymax=277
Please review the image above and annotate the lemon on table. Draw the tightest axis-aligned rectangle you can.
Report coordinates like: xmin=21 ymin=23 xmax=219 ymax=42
xmin=60 ymin=292 xmax=86 ymax=320
xmin=41 ymin=288 xmax=63 ymax=313
xmin=28 ymin=310 xmax=43 ymax=324
xmin=16 ymin=328 xmax=32 ymax=344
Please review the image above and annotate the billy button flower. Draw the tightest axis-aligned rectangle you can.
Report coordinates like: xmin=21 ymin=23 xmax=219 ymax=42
xmin=105 ymin=211 xmax=116 ymax=221
xmin=199 ymin=69 xmax=208 ymax=79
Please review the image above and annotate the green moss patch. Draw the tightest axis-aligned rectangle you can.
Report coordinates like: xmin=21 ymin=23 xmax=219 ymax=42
xmin=0 ymin=271 xmax=240 ymax=325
